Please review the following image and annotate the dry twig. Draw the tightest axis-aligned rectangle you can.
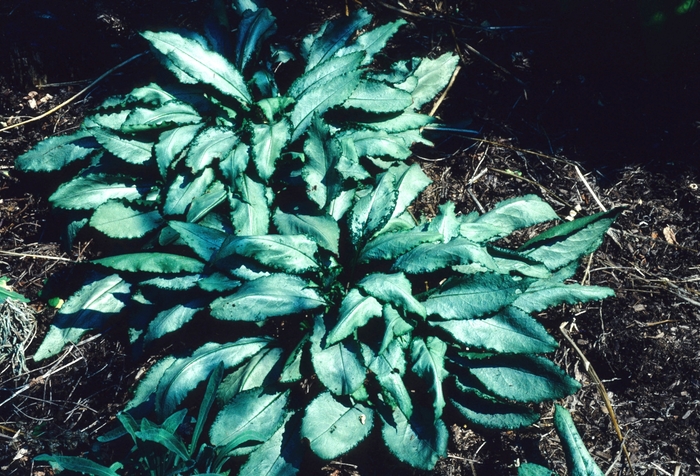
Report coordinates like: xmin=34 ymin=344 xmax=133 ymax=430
xmin=0 ymin=52 xmax=146 ymax=133
xmin=560 ymin=322 xmax=636 ymax=476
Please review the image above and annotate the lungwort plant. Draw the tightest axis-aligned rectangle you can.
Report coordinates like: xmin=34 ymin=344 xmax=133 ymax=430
xmin=18 ymin=2 xmax=618 ymax=473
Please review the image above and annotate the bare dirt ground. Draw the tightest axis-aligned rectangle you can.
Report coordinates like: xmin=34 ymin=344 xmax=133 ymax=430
xmin=1 ymin=1 xmax=699 ymax=475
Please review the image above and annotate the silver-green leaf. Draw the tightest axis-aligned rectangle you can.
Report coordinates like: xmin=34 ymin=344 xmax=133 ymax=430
xmin=301 ymin=392 xmax=374 ymax=460
xmin=93 ymin=252 xmax=205 ymax=274
xmin=49 ymin=174 xmax=147 ymax=210
xmin=215 ymin=235 xmax=319 ymax=273
xmin=468 ymin=355 xmax=581 ymax=403
xmin=15 ymin=130 xmax=95 ymax=172
xmin=34 ymin=275 xmax=130 ymax=361
xmin=343 ymin=80 xmax=413 ymax=113
xmin=357 ymin=272 xmax=425 ymax=318
xmin=425 ymin=273 xmax=527 ymax=320
xmin=121 ymin=100 xmax=201 ymax=133
xmin=326 ymin=288 xmax=382 ymax=346
xmin=91 ymin=201 xmax=163 ymax=239
xmin=210 ymin=274 xmax=325 ymax=322
xmin=210 ymin=387 xmax=289 ymax=452
xmin=430 ymin=306 xmax=558 ymax=354
xmin=142 ymin=30 xmax=252 ymax=104
xmin=185 ymin=126 xmax=239 ymax=173
xmin=252 ymin=120 xmax=291 ymax=181
xmin=273 ymin=209 xmax=340 ymax=254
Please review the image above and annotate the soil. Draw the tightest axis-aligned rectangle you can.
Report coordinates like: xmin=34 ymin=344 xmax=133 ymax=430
xmin=1 ymin=1 xmax=699 ymax=475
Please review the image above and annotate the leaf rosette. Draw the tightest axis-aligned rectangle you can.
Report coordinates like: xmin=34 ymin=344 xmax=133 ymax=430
xmin=18 ymin=4 xmax=618 ymax=475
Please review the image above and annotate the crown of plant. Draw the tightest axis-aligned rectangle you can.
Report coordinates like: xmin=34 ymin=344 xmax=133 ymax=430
xmin=18 ymin=3 xmax=617 ymax=474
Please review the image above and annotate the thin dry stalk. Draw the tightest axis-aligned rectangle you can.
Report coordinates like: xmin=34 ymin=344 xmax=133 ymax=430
xmin=0 ymin=249 xmax=76 ymax=263
xmin=488 ymin=167 xmax=575 ymax=210
xmin=560 ymin=322 xmax=636 ymax=476
xmin=429 ymin=65 xmax=461 ymax=118
xmin=574 ymin=165 xmax=607 ymax=212
xmin=0 ymin=299 xmax=36 ymax=376
xmin=0 ymin=52 xmax=146 ymax=133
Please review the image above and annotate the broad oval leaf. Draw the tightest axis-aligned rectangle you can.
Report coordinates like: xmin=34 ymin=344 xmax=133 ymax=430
xmin=311 ymin=317 xmax=366 ymax=395
xmin=430 ymin=306 xmax=558 ymax=354
xmin=520 ymin=208 xmax=622 ymax=271
xmin=164 ymin=168 xmax=215 ymax=216
xmin=425 ymin=273 xmax=528 ymax=320
xmin=410 ymin=337 xmax=447 ymax=418
xmin=49 ymin=174 xmax=147 ymax=210
xmin=343 ymin=80 xmax=413 ymax=113
xmin=513 ymin=281 xmax=615 ymax=314
xmin=235 ymin=8 xmax=277 ymax=71
xmin=91 ymin=201 xmax=163 ymax=239
xmin=357 ymin=272 xmax=426 ymax=318
xmin=34 ymin=275 xmax=130 ymax=361
xmin=210 ymin=274 xmax=325 ymax=322
xmin=217 ymin=347 xmax=284 ymax=403
xmin=554 ymin=405 xmax=605 ymax=476
xmin=121 ymin=100 xmax=201 ymax=133
xmin=404 ymin=53 xmax=459 ymax=110
xmin=215 ymin=235 xmax=319 ymax=273
xmin=239 ymin=414 xmax=302 ymax=476
xmin=156 ymin=339 xmax=271 ymax=414
xmin=450 ymin=385 xmax=539 ymax=430
xmin=144 ymin=301 xmax=203 ymax=344
xmin=326 ymin=288 xmax=382 ymax=346
xmin=380 ymin=405 xmax=448 ymax=470
xmin=359 ymin=229 xmax=443 ymax=263
xmin=341 ymin=129 xmax=412 ymax=160
xmin=392 ymin=237 xmax=498 ymax=274
xmin=93 ymin=252 xmax=205 ymax=274
xmin=290 ymin=70 xmax=361 ymax=141
xmin=142 ymin=30 xmax=252 ymax=104
xmin=186 ymin=126 xmax=239 ymax=173
xmin=155 ymin=123 xmax=205 ymax=178
xmin=210 ymin=387 xmax=289 ymax=453
xmin=468 ymin=355 xmax=581 ymax=403
xmin=349 ymin=172 xmax=398 ymax=245
xmin=252 ymin=119 xmax=291 ymax=181
xmin=87 ymin=122 xmax=154 ymax=164
xmin=15 ymin=130 xmax=95 ymax=172
xmin=229 ymin=174 xmax=270 ymax=235
xmin=168 ymin=221 xmax=227 ymax=262
xmin=460 ymin=195 xmax=558 ymax=243
xmin=301 ymin=392 xmax=374 ymax=460
xmin=273 ymin=209 xmax=340 ymax=254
